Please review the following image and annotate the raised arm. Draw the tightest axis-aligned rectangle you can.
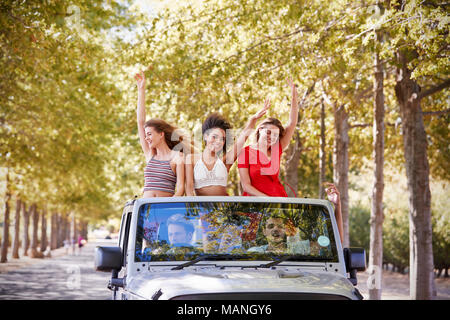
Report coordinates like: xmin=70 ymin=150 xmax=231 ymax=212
xmin=324 ymin=182 xmax=344 ymax=244
xmin=135 ymin=71 xmax=153 ymax=161
xmin=224 ymin=99 xmax=271 ymax=170
xmin=279 ymin=78 xmax=299 ymax=151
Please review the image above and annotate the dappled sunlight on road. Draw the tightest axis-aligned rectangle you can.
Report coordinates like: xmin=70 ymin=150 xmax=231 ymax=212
xmin=0 ymin=240 xmax=114 ymax=300
xmin=356 ymin=271 xmax=450 ymax=300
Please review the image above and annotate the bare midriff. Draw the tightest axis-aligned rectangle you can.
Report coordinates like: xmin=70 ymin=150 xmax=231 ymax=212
xmin=142 ymin=190 xmax=174 ymax=198
xmin=195 ymin=185 xmax=228 ymax=196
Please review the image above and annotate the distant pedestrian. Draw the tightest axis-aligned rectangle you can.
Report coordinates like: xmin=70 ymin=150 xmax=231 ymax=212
xmin=63 ymin=239 xmax=70 ymax=254
xmin=77 ymin=235 xmax=85 ymax=255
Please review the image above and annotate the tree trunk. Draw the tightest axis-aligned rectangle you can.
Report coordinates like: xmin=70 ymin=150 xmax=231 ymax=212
xmin=1 ymin=169 xmax=11 ymax=263
xmin=40 ymin=208 xmax=47 ymax=252
xmin=12 ymin=198 xmax=22 ymax=259
xmin=72 ymin=214 xmax=77 ymax=255
xmin=50 ymin=212 xmax=57 ymax=250
xmin=319 ymin=99 xmax=327 ymax=199
xmin=285 ymin=131 xmax=302 ymax=196
xmin=369 ymin=46 xmax=385 ymax=300
xmin=395 ymin=50 xmax=435 ymax=300
xmin=22 ymin=202 xmax=30 ymax=256
xmin=81 ymin=220 xmax=88 ymax=241
xmin=30 ymin=204 xmax=41 ymax=258
xmin=55 ymin=214 xmax=60 ymax=248
xmin=58 ymin=213 xmax=68 ymax=249
xmin=65 ymin=214 xmax=70 ymax=248
xmin=333 ymin=104 xmax=350 ymax=248
xmin=57 ymin=213 xmax=64 ymax=248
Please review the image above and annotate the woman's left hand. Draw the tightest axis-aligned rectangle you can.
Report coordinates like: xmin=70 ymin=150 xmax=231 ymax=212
xmin=287 ymin=77 xmax=298 ymax=105
xmin=324 ymin=182 xmax=340 ymax=206
xmin=248 ymin=98 xmax=271 ymax=127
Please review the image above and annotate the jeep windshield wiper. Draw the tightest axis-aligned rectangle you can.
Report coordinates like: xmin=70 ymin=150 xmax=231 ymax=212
xmin=171 ymin=254 xmax=247 ymax=270
xmin=259 ymin=255 xmax=331 ymax=268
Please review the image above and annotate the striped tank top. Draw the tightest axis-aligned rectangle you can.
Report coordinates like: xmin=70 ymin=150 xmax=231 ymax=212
xmin=144 ymin=157 xmax=177 ymax=194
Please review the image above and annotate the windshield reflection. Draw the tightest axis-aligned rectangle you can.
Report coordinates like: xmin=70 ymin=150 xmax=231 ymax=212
xmin=135 ymin=202 xmax=337 ymax=262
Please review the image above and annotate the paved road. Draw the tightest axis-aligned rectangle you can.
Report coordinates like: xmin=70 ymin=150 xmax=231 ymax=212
xmin=0 ymin=240 xmax=113 ymax=300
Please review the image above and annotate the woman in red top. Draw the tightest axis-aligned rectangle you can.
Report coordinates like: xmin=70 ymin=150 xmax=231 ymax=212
xmin=238 ymin=78 xmax=299 ymax=197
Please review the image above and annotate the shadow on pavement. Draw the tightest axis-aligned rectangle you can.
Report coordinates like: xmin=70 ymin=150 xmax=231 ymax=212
xmin=0 ymin=240 xmax=114 ymax=300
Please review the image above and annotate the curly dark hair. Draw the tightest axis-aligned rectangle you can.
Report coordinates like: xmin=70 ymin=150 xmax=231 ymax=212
xmin=202 ymin=113 xmax=233 ymax=153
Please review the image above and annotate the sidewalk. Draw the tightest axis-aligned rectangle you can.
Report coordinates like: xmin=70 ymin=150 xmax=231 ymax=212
xmin=0 ymin=239 xmax=114 ymax=300
xmin=0 ymin=238 xmax=118 ymax=274
xmin=0 ymin=245 xmax=71 ymax=274
xmin=357 ymin=270 xmax=450 ymax=300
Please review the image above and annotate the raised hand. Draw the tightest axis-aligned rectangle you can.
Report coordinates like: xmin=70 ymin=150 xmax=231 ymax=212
xmin=324 ymin=182 xmax=340 ymax=206
xmin=279 ymin=77 xmax=300 ymax=151
xmin=287 ymin=77 xmax=298 ymax=104
xmin=324 ymin=181 xmax=344 ymax=244
xmin=248 ymin=98 xmax=271 ymax=127
xmin=134 ymin=71 xmax=146 ymax=90
xmin=227 ymin=98 xmax=271 ymax=168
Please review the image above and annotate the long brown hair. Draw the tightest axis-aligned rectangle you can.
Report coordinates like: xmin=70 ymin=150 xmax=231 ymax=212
xmin=255 ymin=117 xmax=285 ymax=144
xmin=145 ymin=119 xmax=190 ymax=153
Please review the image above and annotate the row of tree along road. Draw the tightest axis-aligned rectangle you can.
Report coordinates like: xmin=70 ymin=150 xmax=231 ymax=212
xmin=1 ymin=0 xmax=448 ymax=300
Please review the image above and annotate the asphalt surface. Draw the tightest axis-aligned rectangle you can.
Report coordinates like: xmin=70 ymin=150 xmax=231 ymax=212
xmin=1 ymin=239 xmax=448 ymax=301
xmin=0 ymin=239 xmax=114 ymax=300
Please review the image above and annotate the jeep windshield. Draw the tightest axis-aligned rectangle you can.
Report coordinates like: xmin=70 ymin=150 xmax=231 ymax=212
xmin=135 ymin=201 xmax=338 ymax=263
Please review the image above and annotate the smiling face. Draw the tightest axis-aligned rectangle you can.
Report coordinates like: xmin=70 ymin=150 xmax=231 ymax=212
xmin=257 ymin=124 xmax=280 ymax=147
xmin=263 ymin=217 xmax=286 ymax=246
xmin=204 ymin=127 xmax=226 ymax=153
xmin=144 ymin=126 xmax=164 ymax=149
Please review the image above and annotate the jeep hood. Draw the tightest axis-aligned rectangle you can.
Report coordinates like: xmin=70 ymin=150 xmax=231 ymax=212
xmin=126 ymin=268 xmax=356 ymax=300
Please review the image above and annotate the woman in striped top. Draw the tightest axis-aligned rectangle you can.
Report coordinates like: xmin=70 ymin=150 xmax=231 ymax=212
xmin=135 ymin=70 xmax=185 ymax=197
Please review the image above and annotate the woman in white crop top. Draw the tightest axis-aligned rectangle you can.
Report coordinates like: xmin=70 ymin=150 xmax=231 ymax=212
xmin=186 ymin=103 xmax=270 ymax=196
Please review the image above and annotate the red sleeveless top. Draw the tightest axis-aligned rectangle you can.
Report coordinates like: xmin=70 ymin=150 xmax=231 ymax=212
xmin=237 ymin=144 xmax=287 ymax=197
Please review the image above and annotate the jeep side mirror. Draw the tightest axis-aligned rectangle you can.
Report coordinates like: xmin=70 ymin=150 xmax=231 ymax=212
xmin=343 ymin=248 xmax=366 ymax=286
xmin=95 ymin=246 xmax=123 ymax=272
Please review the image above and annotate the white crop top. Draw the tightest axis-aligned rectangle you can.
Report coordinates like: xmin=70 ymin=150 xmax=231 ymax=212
xmin=193 ymin=156 xmax=228 ymax=189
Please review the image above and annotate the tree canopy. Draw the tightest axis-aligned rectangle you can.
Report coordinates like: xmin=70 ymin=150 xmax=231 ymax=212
xmin=1 ymin=0 xmax=448 ymax=240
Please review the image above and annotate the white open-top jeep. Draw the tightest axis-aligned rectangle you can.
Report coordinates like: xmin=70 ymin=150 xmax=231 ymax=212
xmin=95 ymin=196 xmax=366 ymax=300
